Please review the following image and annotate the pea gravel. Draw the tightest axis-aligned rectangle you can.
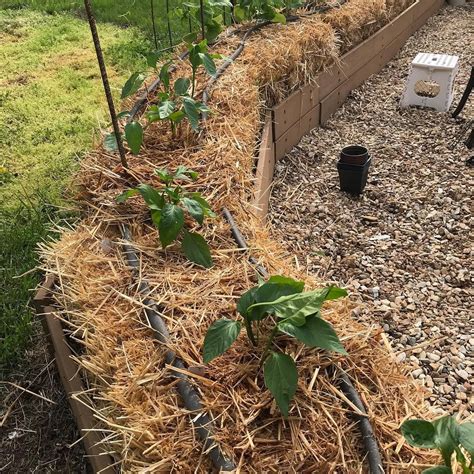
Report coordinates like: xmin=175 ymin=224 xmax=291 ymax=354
xmin=269 ymin=5 xmax=473 ymax=414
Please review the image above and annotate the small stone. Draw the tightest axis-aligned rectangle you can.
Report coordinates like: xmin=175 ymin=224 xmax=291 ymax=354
xmin=456 ymin=369 xmax=469 ymax=381
xmin=412 ymin=369 xmax=423 ymax=378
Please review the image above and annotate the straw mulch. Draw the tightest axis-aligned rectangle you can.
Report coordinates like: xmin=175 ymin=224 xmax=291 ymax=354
xmin=40 ymin=1 xmax=439 ymax=472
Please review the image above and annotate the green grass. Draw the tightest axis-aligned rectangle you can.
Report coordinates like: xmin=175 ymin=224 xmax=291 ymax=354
xmin=0 ymin=0 xmax=193 ymax=46
xmin=0 ymin=8 xmax=150 ymax=372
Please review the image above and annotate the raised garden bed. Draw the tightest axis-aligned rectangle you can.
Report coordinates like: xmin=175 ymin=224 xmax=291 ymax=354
xmin=34 ymin=1 xmax=446 ymax=471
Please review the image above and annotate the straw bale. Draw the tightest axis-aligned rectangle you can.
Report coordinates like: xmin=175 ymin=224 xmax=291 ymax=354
xmin=40 ymin=2 xmax=439 ymax=471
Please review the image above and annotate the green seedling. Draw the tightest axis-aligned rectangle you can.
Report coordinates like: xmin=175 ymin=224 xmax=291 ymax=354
xmin=117 ymin=166 xmax=216 ymax=268
xmin=401 ymin=416 xmax=474 ymax=474
xmin=203 ymin=275 xmax=347 ymax=416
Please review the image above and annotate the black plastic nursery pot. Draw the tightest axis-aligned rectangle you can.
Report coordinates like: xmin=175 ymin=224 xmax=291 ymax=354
xmin=337 ymin=157 xmax=371 ymax=194
xmin=340 ymin=145 xmax=369 ymax=165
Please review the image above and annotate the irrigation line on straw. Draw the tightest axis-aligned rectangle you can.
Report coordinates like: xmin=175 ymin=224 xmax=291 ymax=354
xmin=223 ymin=208 xmax=384 ymax=474
xmin=119 ymin=224 xmax=236 ymax=472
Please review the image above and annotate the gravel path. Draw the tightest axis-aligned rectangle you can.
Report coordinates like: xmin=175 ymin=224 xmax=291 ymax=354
xmin=270 ymin=5 xmax=473 ymax=414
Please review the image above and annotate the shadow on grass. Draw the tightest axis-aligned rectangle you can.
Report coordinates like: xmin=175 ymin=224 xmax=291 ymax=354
xmin=0 ymin=196 xmax=76 ymax=375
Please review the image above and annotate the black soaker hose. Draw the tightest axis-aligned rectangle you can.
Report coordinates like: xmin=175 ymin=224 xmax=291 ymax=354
xmin=119 ymin=224 xmax=236 ymax=472
xmin=222 ymin=208 xmax=384 ymax=474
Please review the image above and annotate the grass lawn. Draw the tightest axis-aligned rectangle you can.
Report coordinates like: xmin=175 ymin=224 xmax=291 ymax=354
xmin=0 ymin=7 xmax=150 ymax=371
xmin=0 ymin=0 xmax=192 ymax=46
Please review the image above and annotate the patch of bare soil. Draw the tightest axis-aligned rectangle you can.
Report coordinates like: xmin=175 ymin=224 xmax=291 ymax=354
xmin=0 ymin=320 xmax=86 ymax=473
xmin=270 ymin=6 xmax=473 ymax=415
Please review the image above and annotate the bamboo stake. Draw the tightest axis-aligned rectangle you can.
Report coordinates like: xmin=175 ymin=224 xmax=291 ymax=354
xmin=83 ymin=0 xmax=128 ymax=169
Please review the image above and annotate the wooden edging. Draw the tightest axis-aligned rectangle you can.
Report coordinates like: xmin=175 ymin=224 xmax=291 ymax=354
xmin=253 ymin=0 xmax=444 ymax=218
xmin=32 ymin=277 xmax=116 ymax=473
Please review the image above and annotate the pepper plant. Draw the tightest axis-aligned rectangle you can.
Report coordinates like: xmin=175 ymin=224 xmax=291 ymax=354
xmin=203 ymin=275 xmax=347 ymax=416
xmin=105 ymin=40 xmax=219 ymax=155
xmin=117 ymin=166 xmax=215 ymax=268
xmin=401 ymin=417 xmax=474 ymax=474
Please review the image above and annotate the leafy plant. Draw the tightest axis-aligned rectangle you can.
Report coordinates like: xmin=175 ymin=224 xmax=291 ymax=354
xmin=117 ymin=166 xmax=216 ymax=268
xmin=401 ymin=416 xmax=474 ymax=474
xmin=105 ymin=40 xmax=219 ymax=155
xmin=233 ymin=0 xmax=300 ymax=24
xmin=203 ymin=276 xmax=347 ymax=416
xmin=181 ymin=0 xmax=233 ymax=43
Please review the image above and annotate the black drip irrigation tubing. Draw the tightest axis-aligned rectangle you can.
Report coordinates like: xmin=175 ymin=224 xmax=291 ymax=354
xmin=222 ymin=208 xmax=384 ymax=474
xmin=119 ymin=224 xmax=236 ymax=472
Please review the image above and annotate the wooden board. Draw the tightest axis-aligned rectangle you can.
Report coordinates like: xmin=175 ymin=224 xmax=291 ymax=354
xmin=254 ymin=116 xmax=275 ymax=218
xmin=33 ymin=278 xmax=116 ymax=473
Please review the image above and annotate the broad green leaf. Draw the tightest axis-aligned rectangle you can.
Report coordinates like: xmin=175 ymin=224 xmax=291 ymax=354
xmin=198 ymin=52 xmax=217 ymax=77
xmin=182 ymin=197 xmax=204 ymax=224
xmin=159 ymin=61 xmax=172 ymax=91
xmin=174 ymin=78 xmax=191 ymax=96
xmin=151 ymin=209 xmax=161 ymax=227
xmin=186 ymin=193 xmax=215 ymax=217
xmin=183 ymin=31 xmax=198 ymax=44
xmin=104 ymin=132 xmax=118 ymax=151
xmin=136 ymin=183 xmax=164 ymax=210
xmin=158 ymin=203 xmax=184 ymax=248
xmin=203 ymin=319 xmax=241 ymax=363
xmin=154 ymin=168 xmax=173 ymax=184
xmin=267 ymin=275 xmax=305 ymax=292
xmin=124 ymin=121 xmax=143 ymax=155
xmin=183 ymin=97 xmax=200 ymax=131
xmin=169 ymin=110 xmax=186 ymax=123
xmin=433 ymin=416 xmax=459 ymax=467
xmin=233 ymin=5 xmax=246 ymax=21
xmin=401 ymin=420 xmax=437 ymax=449
xmin=116 ymin=110 xmax=131 ymax=120
xmin=422 ymin=467 xmax=451 ymax=474
xmin=121 ymin=72 xmax=146 ymax=99
xmin=248 ymin=288 xmax=329 ymax=321
xmin=208 ymin=0 xmax=232 ymax=7
xmin=116 ymin=188 xmax=139 ymax=203
xmin=278 ymin=314 xmax=347 ymax=354
xmin=159 ymin=100 xmax=176 ymax=119
xmin=237 ymin=287 xmax=258 ymax=317
xmin=181 ymin=231 xmax=213 ymax=268
xmin=175 ymin=165 xmax=198 ymax=181
xmin=196 ymin=101 xmax=211 ymax=114
xmin=272 ymin=12 xmax=286 ymax=24
xmin=146 ymin=105 xmax=161 ymax=123
xmin=146 ymin=51 xmax=161 ymax=68
xmin=189 ymin=44 xmax=202 ymax=71
xmin=205 ymin=21 xmax=221 ymax=42
xmin=325 ymin=286 xmax=348 ymax=300
xmin=459 ymin=422 xmax=474 ymax=456
xmin=263 ymin=352 xmax=298 ymax=418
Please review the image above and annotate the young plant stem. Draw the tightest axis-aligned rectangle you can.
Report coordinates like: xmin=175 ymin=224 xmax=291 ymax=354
xmin=191 ymin=69 xmax=196 ymax=98
xmin=244 ymin=318 xmax=257 ymax=347
xmin=83 ymin=0 xmax=128 ymax=169
xmin=259 ymin=324 xmax=278 ymax=369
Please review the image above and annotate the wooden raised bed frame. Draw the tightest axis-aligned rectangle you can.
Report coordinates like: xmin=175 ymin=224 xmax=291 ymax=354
xmin=254 ymin=0 xmax=444 ymax=216
xmin=34 ymin=1 xmax=444 ymax=470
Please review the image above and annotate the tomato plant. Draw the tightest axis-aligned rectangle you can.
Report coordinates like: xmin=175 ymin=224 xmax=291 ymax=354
xmin=401 ymin=417 xmax=474 ymax=474
xmin=203 ymin=275 xmax=347 ymax=416
xmin=117 ymin=166 xmax=216 ymax=268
